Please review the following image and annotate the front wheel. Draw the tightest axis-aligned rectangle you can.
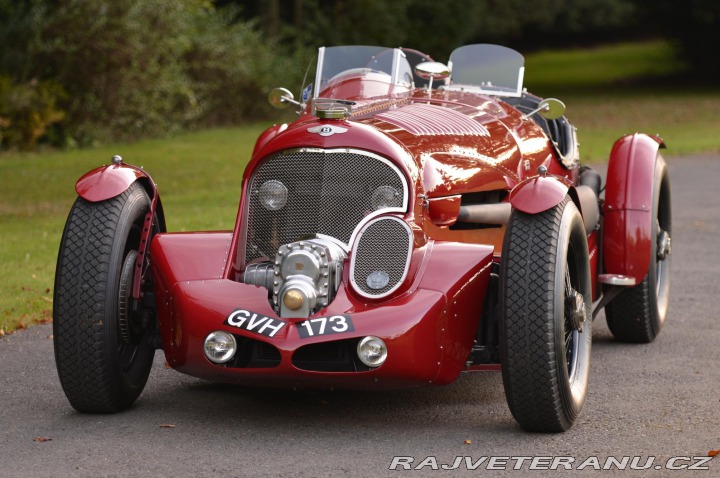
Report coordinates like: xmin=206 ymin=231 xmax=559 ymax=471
xmin=53 ymin=183 xmax=156 ymax=413
xmin=500 ymin=197 xmax=592 ymax=432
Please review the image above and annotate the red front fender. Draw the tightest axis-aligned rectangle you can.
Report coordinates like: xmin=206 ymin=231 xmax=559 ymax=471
xmin=76 ymin=162 xmax=155 ymax=202
xmin=603 ymin=133 xmax=665 ymax=283
xmin=75 ymin=160 xmax=166 ymax=233
xmin=509 ymin=174 xmax=572 ymax=214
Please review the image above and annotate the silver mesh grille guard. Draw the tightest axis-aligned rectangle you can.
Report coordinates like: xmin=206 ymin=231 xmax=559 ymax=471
xmin=245 ymin=149 xmax=407 ymax=263
xmin=350 ymin=216 xmax=412 ymax=298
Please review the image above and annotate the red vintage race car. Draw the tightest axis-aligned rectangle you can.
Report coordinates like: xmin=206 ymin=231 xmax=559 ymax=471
xmin=53 ymin=44 xmax=671 ymax=432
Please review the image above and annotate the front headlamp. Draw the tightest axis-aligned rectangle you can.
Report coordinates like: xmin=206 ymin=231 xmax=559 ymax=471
xmin=258 ymin=180 xmax=288 ymax=211
xmin=371 ymin=185 xmax=401 ymax=210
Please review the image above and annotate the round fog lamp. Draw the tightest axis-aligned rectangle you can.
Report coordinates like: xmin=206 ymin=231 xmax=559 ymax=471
xmin=366 ymin=270 xmax=389 ymax=290
xmin=258 ymin=180 xmax=288 ymax=211
xmin=357 ymin=336 xmax=387 ymax=368
xmin=204 ymin=331 xmax=237 ymax=364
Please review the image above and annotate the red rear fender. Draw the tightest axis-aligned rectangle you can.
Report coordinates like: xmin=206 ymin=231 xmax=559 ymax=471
xmin=602 ymin=133 xmax=665 ymax=282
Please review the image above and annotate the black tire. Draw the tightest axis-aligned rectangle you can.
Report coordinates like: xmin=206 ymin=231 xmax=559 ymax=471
xmin=53 ymin=183 xmax=156 ymax=413
xmin=605 ymin=156 xmax=671 ymax=343
xmin=500 ymin=197 xmax=592 ymax=432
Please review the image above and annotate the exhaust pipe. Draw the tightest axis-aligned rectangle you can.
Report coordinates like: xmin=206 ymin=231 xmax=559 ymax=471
xmin=457 ymin=203 xmax=512 ymax=225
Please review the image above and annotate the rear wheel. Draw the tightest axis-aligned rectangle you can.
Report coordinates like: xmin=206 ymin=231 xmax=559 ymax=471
xmin=605 ymin=156 xmax=671 ymax=343
xmin=500 ymin=197 xmax=592 ymax=432
xmin=53 ymin=183 xmax=156 ymax=413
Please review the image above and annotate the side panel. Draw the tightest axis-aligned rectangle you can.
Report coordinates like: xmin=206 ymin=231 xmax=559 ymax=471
xmin=151 ymin=232 xmax=234 ymax=285
xmin=150 ymin=232 xmax=236 ymax=357
xmin=603 ymin=133 xmax=664 ymax=282
xmin=417 ymin=242 xmax=494 ymax=381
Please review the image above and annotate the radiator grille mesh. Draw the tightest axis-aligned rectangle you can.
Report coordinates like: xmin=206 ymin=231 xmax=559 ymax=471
xmin=352 ymin=218 xmax=411 ymax=297
xmin=245 ymin=149 xmax=406 ymax=262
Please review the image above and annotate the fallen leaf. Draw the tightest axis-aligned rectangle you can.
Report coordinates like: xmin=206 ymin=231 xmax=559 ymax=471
xmin=464 ymin=440 xmax=472 ymax=445
xmin=159 ymin=424 xmax=176 ymax=428
xmin=33 ymin=437 xmax=52 ymax=442
xmin=0 ymin=329 xmax=4 ymax=337
xmin=42 ymin=297 xmax=53 ymax=303
xmin=47 ymin=335 xmax=53 ymax=339
xmin=164 ymin=361 xmax=172 ymax=369
xmin=17 ymin=322 xmax=26 ymax=330
xmin=709 ymin=450 xmax=718 ymax=457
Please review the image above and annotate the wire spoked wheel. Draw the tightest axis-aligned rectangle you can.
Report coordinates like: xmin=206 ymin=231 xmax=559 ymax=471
xmin=53 ymin=183 xmax=157 ymax=413
xmin=500 ymin=197 xmax=592 ymax=432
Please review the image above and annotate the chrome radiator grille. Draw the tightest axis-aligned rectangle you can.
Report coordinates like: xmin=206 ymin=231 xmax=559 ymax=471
xmin=245 ymin=149 xmax=407 ymax=262
xmin=350 ymin=217 xmax=412 ymax=298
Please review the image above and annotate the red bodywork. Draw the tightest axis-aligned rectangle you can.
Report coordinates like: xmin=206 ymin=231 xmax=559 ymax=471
xmin=603 ymin=133 xmax=666 ymax=283
xmin=146 ymin=86 xmax=593 ymax=388
xmin=75 ymin=47 xmax=653 ymax=389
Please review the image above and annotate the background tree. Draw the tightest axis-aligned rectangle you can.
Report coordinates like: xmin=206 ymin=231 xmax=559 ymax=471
xmin=639 ymin=0 xmax=720 ymax=76
xmin=1 ymin=0 xmax=717 ymax=150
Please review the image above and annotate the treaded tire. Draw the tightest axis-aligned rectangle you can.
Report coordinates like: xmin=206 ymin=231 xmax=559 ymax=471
xmin=53 ymin=183 xmax=156 ymax=413
xmin=500 ymin=197 xmax=592 ymax=432
xmin=605 ymin=155 xmax=671 ymax=343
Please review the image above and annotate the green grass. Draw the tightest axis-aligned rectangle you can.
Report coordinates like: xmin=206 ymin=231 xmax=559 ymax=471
xmin=524 ymin=41 xmax=720 ymax=160
xmin=1 ymin=40 xmax=719 ymax=333
xmin=0 ymin=126 xmax=266 ymax=333
xmin=524 ymin=41 xmax=681 ymax=91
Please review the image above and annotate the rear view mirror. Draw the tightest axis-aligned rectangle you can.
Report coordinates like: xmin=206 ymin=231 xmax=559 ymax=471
xmin=268 ymin=87 xmax=301 ymax=109
xmin=524 ymin=98 xmax=566 ymax=120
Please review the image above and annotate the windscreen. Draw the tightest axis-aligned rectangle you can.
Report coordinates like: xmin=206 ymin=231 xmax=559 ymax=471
xmin=447 ymin=44 xmax=525 ymax=97
xmin=312 ymin=46 xmax=413 ymax=99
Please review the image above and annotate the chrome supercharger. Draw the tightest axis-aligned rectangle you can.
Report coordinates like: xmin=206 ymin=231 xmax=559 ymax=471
xmin=242 ymin=234 xmax=347 ymax=318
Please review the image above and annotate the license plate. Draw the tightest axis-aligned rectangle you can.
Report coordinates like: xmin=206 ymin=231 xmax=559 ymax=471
xmin=297 ymin=315 xmax=354 ymax=339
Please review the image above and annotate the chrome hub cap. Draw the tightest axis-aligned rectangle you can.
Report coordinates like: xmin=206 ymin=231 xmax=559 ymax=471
xmin=566 ymin=290 xmax=586 ymax=333
xmin=657 ymin=230 xmax=672 ymax=260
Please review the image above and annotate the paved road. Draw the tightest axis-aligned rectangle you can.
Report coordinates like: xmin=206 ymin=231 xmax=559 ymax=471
xmin=1 ymin=156 xmax=719 ymax=477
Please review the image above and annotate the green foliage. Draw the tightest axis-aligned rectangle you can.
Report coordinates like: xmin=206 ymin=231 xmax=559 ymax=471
xmin=1 ymin=0 xmax=717 ymax=150
xmin=0 ymin=76 xmax=66 ymax=149
xmin=0 ymin=0 xmax=49 ymax=81
xmin=640 ymin=0 xmax=720 ymax=75
xmin=39 ymin=0 xmax=210 ymax=145
xmin=184 ymin=8 xmax=286 ymax=125
xmin=0 ymin=0 xmax=280 ymax=149
xmin=236 ymin=0 xmax=639 ymax=60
